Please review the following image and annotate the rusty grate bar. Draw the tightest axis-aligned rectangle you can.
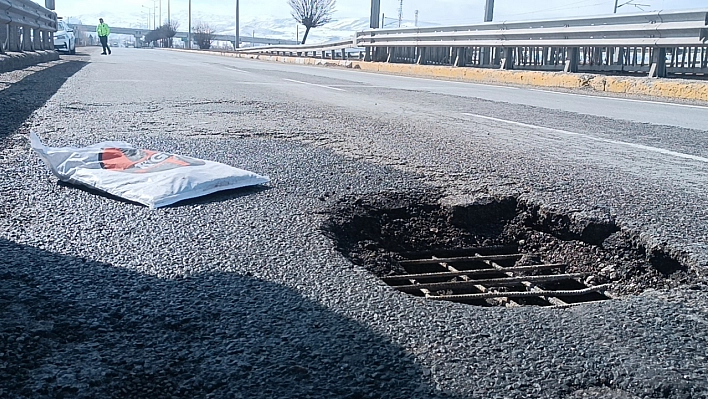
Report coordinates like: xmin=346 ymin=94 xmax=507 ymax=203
xmin=474 ymin=252 xmax=570 ymax=307
xmin=399 ymin=254 xmax=522 ymax=266
xmin=426 ymin=284 xmax=612 ymax=301
xmin=395 ymin=273 xmax=587 ymax=294
xmin=382 ymin=263 xmax=565 ymax=282
xmin=390 ymin=246 xmax=611 ymax=307
xmin=432 ymin=256 xmax=511 ymax=306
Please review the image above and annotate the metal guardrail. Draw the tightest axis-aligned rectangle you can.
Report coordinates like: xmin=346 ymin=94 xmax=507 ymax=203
xmin=0 ymin=0 xmax=56 ymax=54
xmin=236 ymin=9 xmax=708 ymax=78
xmin=356 ymin=9 xmax=708 ymax=77
xmin=232 ymin=38 xmax=362 ymax=60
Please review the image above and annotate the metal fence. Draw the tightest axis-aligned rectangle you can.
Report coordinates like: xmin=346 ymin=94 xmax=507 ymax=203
xmin=233 ymin=39 xmax=363 ymax=60
xmin=0 ymin=0 xmax=56 ymax=54
xmin=237 ymin=9 xmax=708 ymax=78
xmin=357 ymin=9 xmax=708 ymax=77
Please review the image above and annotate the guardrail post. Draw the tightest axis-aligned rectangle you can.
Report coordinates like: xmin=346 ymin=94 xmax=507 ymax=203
xmin=45 ymin=30 xmax=52 ymax=50
xmin=23 ymin=26 xmax=32 ymax=51
xmin=564 ymin=47 xmax=579 ymax=73
xmin=8 ymin=23 xmax=19 ymax=52
xmin=0 ymin=24 xmax=7 ymax=54
xmin=500 ymin=47 xmax=514 ymax=70
xmin=33 ymin=28 xmax=41 ymax=50
xmin=492 ymin=48 xmax=501 ymax=66
xmin=649 ymin=47 xmax=667 ymax=78
xmin=454 ymin=47 xmax=466 ymax=67
xmin=416 ymin=47 xmax=427 ymax=65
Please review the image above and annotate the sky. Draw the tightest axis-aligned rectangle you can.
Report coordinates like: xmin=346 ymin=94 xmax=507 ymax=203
xmin=35 ymin=0 xmax=706 ymax=27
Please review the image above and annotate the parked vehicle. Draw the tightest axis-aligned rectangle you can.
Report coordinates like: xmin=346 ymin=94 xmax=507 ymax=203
xmin=54 ymin=19 xmax=76 ymax=55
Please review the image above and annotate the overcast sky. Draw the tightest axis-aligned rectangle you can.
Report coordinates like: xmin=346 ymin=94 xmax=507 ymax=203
xmin=38 ymin=0 xmax=705 ymax=26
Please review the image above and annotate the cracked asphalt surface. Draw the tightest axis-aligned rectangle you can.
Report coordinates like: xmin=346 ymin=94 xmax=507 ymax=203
xmin=1 ymin=47 xmax=707 ymax=398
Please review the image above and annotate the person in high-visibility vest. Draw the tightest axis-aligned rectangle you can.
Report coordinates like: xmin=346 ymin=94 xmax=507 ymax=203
xmin=97 ymin=18 xmax=111 ymax=55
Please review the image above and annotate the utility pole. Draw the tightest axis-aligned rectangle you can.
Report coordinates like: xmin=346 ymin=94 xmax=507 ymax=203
xmin=398 ymin=0 xmax=403 ymax=28
xmin=167 ymin=0 xmax=171 ymax=27
xmin=481 ymin=0 xmax=494 ymax=66
xmin=235 ymin=0 xmax=240 ymax=49
xmin=188 ymin=0 xmax=191 ymax=49
xmin=159 ymin=0 xmax=162 ymax=26
xmin=370 ymin=0 xmax=380 ymax=29
xmin=614 ymin=0 xmax=619 ymax=13
xmin=414 ymin=10 xmax=418 ymax=27
xmin=484 ymin=0 xmax=494 ymax=22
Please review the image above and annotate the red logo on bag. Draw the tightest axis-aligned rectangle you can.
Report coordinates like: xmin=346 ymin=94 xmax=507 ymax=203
xmin=99 ymin=148 xmax=205 ymax=173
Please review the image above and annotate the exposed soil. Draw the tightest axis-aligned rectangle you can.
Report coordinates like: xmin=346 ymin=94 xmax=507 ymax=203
xmin=323 ymin=190 xmax=702 ymax=298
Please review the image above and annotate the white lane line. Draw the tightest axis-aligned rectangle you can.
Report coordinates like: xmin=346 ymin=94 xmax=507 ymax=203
xmin=227 ymin=67 xmax=251 ymax=73
xmin=227 ymin=82 xmax=285 ymax=85
xmin=283 ymin=78 xmax=346 ymax=91
xmin=525 ymin=88 xmax=708 ymax=109
xmin=328 ymin=84 xmax=389 ymax=88
xmin=461 ymin=112 xmax=708 ymax=164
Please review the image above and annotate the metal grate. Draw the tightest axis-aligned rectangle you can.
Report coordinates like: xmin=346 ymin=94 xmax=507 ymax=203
xmin=383 ymin=246 xmax=611 ymax=307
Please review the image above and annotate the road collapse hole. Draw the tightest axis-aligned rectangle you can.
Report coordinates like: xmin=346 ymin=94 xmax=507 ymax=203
xmin=323 ymin=192 xmax=693 ymax=307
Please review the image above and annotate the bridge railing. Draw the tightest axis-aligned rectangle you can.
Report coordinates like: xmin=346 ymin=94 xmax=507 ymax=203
xmin=229 ymin=9 xmax=708 ymax=78
xmin=355 ymin=9 xmax=708 ymax=77
xmin=231 ymin=38 xmax=363 ymax=60
xmin=0 ymin=0 xmax=57 ymax=54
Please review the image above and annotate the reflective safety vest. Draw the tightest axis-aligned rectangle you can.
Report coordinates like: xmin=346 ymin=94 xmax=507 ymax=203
xmin=97 ymin=23 xmax=110 ymax=37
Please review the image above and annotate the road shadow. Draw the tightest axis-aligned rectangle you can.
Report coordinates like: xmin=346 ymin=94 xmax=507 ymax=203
xmin=0 ymin=60 xmax=88 ymax=145
xmin=56 ymin=180 xmax=271 ymax=209
xmin=0 ymin=238 xmax=458 ymax=399
xmin=61 ymin=51 xmax=92 ymax=58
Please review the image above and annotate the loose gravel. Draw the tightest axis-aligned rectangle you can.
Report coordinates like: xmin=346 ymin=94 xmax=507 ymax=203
xmin=1 ymin=50 xmax=707 ymax=398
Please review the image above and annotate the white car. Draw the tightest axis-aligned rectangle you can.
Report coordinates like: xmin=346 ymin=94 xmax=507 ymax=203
xmin=54 ymin=19 xmax=76 ymax=55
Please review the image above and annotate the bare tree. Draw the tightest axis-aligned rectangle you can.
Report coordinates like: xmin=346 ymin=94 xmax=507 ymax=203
xmin=144 ymin=20 xmax=179 ymax=48
xmin=193 ymin=22 xmax=215 ymax=49
xmin=163 ymin=20 xmax=179 ymax=48
xmin=288 ymin=0 xmax=336 ymax=44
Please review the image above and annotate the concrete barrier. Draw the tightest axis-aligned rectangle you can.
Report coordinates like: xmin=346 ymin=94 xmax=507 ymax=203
xmin=0 ymin=50 xmax=60 ymax=73
xmin=178 ymin=49 xmax=708 ymax=103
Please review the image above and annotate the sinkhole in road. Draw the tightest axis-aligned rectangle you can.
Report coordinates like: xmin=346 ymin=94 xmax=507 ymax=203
xmin=324 ymin=192 xmax=693 ymax=307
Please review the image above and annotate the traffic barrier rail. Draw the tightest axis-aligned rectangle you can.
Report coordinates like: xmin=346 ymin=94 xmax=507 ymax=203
xmin=234 ymin=9 xmax=708 ymax=78
xmin=0 ymin=0 xmax=56 ymax=54
xmin=355 ymin=9 xmax=708 ymax=77
xmin=232 ymin=38 xmax=363 ymax=60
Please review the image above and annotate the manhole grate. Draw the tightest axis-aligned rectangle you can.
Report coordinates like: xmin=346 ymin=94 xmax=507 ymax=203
xmin=383 ymin=246 xmax=611 ymax=307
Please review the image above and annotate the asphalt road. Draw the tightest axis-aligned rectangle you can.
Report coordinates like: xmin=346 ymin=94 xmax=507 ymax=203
xmin=1 ymin=47 xmax=707 ymax=398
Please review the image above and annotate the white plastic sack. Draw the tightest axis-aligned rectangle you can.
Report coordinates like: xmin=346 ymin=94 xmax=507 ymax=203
xmin=30 ymin=132 xmax=270 ymax=209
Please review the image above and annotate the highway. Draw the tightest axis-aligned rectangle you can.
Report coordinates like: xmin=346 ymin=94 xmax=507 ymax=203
xmin=1 ymin=47 xmax=707 ymax=398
